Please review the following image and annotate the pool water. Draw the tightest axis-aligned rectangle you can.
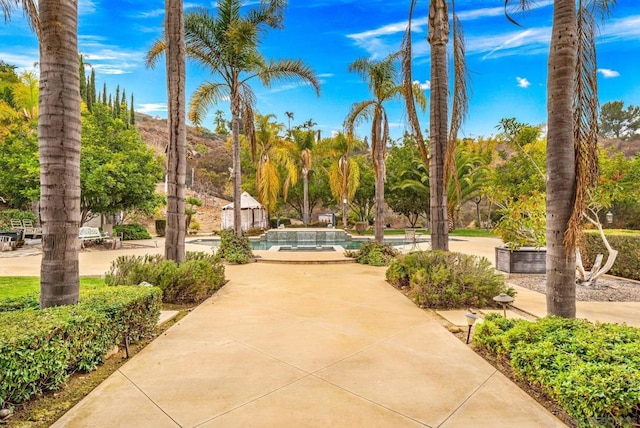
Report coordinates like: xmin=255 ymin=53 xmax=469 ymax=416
xmin=188 ymin=238 xmax=405 ymax=251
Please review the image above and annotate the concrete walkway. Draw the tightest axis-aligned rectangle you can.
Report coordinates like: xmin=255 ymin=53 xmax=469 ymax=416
xmin=52 ymin=262 xmax=563 ymax=427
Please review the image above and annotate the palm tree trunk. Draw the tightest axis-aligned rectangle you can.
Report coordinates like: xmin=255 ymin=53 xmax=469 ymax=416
xmin=374 ymin=128 xmax=385 ymax=244
xmin=231 ymin=84 xmax=242 ymax=237
xmin=546 ymin=0 xmax=577 ymax=318
xmin=164 ymin=0 xmax=186 ymax=263
xmin=38 ymin=0 xmax=81 ymax=308
xmin=302 ymin=168 xmax=309 ymax=225
xmin=428 ymin=0 xmax=449 ymax=251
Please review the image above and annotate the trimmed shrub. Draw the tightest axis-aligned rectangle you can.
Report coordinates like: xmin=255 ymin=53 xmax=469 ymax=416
xmin=474 ymin=314 xmax=640 ymax=426
xmin=269 ymin=218 xmax=292 ymax=228
xmin=386 ymin=250 xmax=511 ymax=309
xmin=0 ymin=293 xmax=39 ymax=312
xmin=350 ymin=241 xmax=398 ymax=266
xmin=0 ymin=286 xmax=161 ymax=407
xmin=113 ymin=223 xmax=151 ymax=240
xmin=217 ymin=229 xmax=254 ymax=264
xmin=584 ymin=231 xmax=640 ymax=281
xmin=105 ymin=252 xmax=225 ymax=304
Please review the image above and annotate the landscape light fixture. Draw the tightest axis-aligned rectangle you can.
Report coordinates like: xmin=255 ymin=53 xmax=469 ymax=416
xmin=465 ymin=313 xmax=480 ymax=344
xmin=493 ymin=293 xmax=515 ymax=318
xmin=606 ymin=211 xmax=613 ymax=224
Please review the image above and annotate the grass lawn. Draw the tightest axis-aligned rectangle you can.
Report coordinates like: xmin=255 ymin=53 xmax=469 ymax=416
xmin=0 ymin=277 xmax=106 ymax=300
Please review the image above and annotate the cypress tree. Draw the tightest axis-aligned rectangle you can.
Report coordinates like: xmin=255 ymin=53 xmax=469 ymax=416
xmin=79 ymin=55 xmax=87 ymax=103
xmin=114 ymin=85 xmax=120 ymax=117
xmin=108 ymin=94 xmax=112 ymax=110
xmin=89 ymin=69 xmax=96 ymax=107
xmin=121 ymin=89 xmax=128 ymax=125
xmin=130 ymin=93 xmax=135 ymax=125
xmin=102 ymin=83 xmax=107 ymax=104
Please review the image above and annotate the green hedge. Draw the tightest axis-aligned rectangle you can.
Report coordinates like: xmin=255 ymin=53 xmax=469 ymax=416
xmin=0 ymin=209 xmax=37 ymax=230
xmin=474 ymin=314 xmax=640 ymax=427
xmin=113 ymin=223 xmax=152 ymax=240
xmin=386 ymin=251 xmax=511 ymax=309
xmin=584 ymin=231 xmax=640 ymax=281
xmin=0 ymin=286 xmax=161 ymax=407
xmin=105 ymin=252 xmax=225 ymax=303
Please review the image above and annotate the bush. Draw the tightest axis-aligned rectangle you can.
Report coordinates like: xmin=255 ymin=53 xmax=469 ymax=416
xmin=0 ymin=286 xmax=161 ymax=407
xmin=584 ymin=231 xmax=640 ymax=281
xmin=350 ymin=241 xmax=398 ymax=266
xmin=386 ymin=251 xmax=511 ymax=309
xmin=105 ymin=252 xmax=225 ymax=304
xmin=269 ymin=218 xmax=291 ymax=228
xmin=113 ymin=224 xmax=151 ymax=240
xmin=0 ymin=209 xmax=37 ymax=230
xmin=217 ymin=229 xmax=254 ymax=264
xmin=474 ymin=314 xmax=640 ymax=426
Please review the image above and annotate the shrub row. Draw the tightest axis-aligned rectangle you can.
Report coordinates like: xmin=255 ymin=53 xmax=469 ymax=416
xmin=0 ymin=209 xmax=37 ymax=230
xmin=584 ymin=231 xmax=640 ymax=281
xmin=347 ymin=241 xmax=398 ymax=266
xmin=113 ymin=223 xmax=152 ymax=240
xmin=386 ymin=250 xmax=511 ymax=309
xmin=105 ymin=252 xmax=225 ymax=303
xmin=0 ymin=286 xmax=161 ymax=407
xmin=474 ymin=314 xmax=640 ymax=426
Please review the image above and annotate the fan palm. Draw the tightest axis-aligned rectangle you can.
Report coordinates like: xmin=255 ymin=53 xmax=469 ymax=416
xmin=506 ymin=0 xmax=614 ymax=317
xmin=344 ymin=53 xmax=425 ymax=243
xmin=146 ymin=0 xmax=320 ymax=237
xmin=401 ymin=0 xmax=468 ymax=250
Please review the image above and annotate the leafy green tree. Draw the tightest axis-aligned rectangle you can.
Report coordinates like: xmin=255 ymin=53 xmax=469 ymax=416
xmin=599 ymin=100 xmax=640 ymax=140
xmin=284 ymin=164 xmax=333 ymax=221
xmin=350 ymin=155 xmax=375 ymax=223
xmin=146 ymin=0 xmax=320 ymax=237
xmin=80 ymin=104 xmax=164 ymax=225
xmin=0 ymin=120 xmax=39 ymax=208
xmin=213 ymin=109 xmax=229 ymax=136
xmin=386 ymin=134 xmax=429 ymax=227
xmin=289 ymin=127 xmax=316 ymax=225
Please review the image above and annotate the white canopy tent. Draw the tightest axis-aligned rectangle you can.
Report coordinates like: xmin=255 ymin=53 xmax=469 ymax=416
xmin=221 ymin=192 xmax=268 ymax=231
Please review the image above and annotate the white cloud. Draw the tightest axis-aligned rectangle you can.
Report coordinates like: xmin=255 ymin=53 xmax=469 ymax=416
xmin=598 ymin=68 xmax=620 ymax=78
xmin=0 ymin=51 xmax=38 ymax=70
xmin=79 ymin=0 xmax=96 ymax=15
xmin=413 ymin=79 xmax=430 ymax=90
xmin=516 ymin=77 xmax=530 ymax=88
xmin=137 ymin=103 xmax=167 ymax=114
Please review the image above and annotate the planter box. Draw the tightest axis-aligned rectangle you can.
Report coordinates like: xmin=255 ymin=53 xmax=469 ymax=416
xmin=495 ymin=246 xmax=546 ymax=274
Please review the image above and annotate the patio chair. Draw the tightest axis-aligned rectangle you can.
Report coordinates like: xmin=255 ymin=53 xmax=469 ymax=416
xmin=10 ymin=219 xmax=23 ymax=231
xmin=22 ymin=219 xmax=42 ymax=238
xmin=0 ymin=235 xmax=12 ymax=251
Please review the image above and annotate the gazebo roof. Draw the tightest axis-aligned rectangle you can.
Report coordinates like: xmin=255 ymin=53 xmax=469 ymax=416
xmin=221 ymin=192 xmax=264 ymax=210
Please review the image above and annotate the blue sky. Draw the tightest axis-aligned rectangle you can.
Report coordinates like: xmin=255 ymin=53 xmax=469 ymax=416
xmin=1 ymin=0 xmax=639 ymax=141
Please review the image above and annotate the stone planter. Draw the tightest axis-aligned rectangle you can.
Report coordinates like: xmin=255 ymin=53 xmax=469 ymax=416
xmin=495 ymin=246 xmax=546 ymax=274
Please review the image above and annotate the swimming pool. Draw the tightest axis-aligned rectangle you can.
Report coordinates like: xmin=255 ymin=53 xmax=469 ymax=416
xmin=187 ymin=238 xmax=408 ymax=251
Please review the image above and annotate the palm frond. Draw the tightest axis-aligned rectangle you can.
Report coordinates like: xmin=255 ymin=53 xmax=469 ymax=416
xmin=188 ymin=82 xmax=230 ymax=125
xmin=145 ymin=39 xmax=167 ymax=69
xmin=401 ymin=0 xmax=428 ymax=164
xmin=254 ymin=59 xmax=321 ymax=96
xmin=344 ymin=100 xmax=375 ymax=137
xmin=1 ymin=0 xmax=39 ymax=35
xmin=445 ymin=4 xmax=469 ymax=200
xmin=566 ymin=0 xmax=601 ymax=250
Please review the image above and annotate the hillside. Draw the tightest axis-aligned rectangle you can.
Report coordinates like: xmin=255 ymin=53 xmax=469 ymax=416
xmin=134 ymin=113 xmax=232 ymax=233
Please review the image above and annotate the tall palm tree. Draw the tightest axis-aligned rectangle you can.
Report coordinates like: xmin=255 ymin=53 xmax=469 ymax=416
xmin=289 ymin=127 xmax=315 ymax=225
xmin=506 ymin=0 xmax=613 ymax=317
xmin=285 ymin=110 xmax=294 ymax=135
xmin=317 ymin=132 xmax=362 ymax=227
xmin=164 ymin=0 xmax=187 ymax=263
xmin=38 ymin=0 xmax=81 ymax=308
xmin=401 ymin=0 xmax=468 ymax=251
xmin=344 ymin=53 xmax=403 ymax=243
xmin=252 ymin=113 xmax=296 ymax=217
xmin=146 ymin=0 xmax=320 ymax=237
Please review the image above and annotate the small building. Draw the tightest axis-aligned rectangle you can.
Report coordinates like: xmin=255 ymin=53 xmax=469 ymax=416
xmin=221 ymin=192 xmax=267 ymax=231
